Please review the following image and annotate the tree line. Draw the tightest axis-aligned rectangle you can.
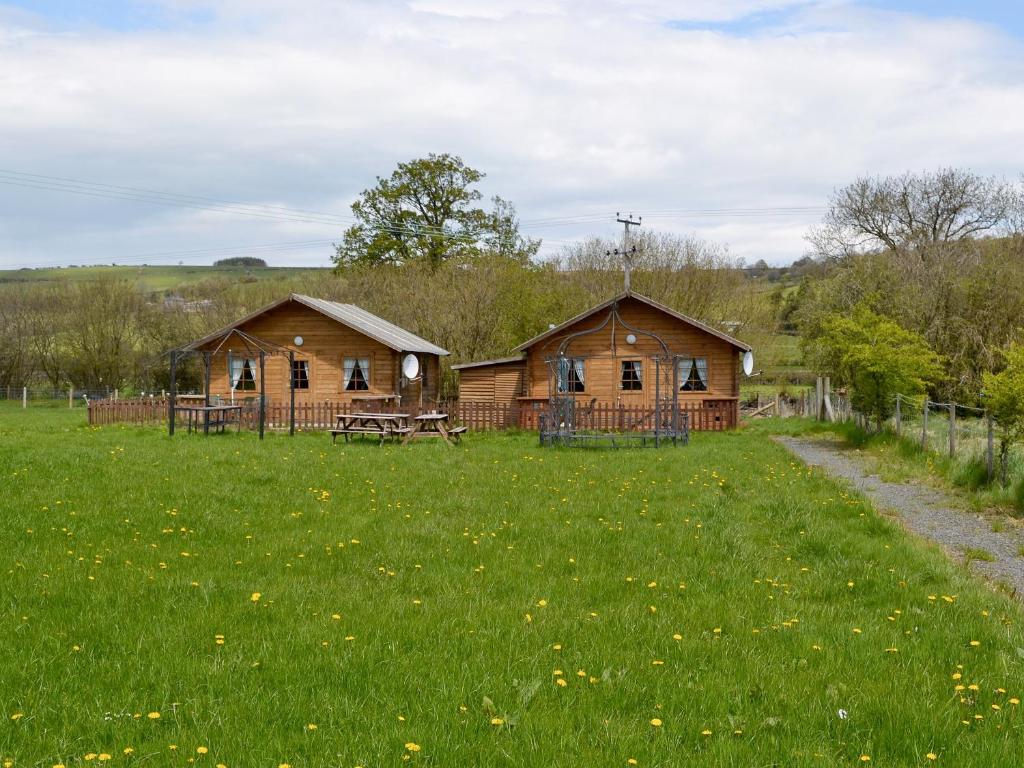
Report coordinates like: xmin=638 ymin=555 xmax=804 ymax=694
xmin=0 ymin=238 xmax=768 ymax=397
xmin=793 ymin=168 xmax=1024 ymax=481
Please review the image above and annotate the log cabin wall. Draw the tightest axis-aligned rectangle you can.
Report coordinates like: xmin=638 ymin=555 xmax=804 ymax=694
xmin=196 ymin=302 xmax=440 ymax=405
xmin=522 ymin=296 xmax=739 ymax=408
xmin=457 ymin=361 xmax=526 ymax=406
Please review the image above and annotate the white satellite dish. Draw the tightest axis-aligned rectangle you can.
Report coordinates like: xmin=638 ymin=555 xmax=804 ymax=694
xmin=742 ymin=350 xmax=754 ymax=376
xmin=293 ymin=335 xmax=304 ymax=347
xmin=402 ymin=353 xmax=420 ymax=380
xmin=625 ymin=333 xmax=637 ymax=345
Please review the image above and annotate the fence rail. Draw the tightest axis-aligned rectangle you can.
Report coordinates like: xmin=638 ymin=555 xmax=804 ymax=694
xmin=86 ymin=397 xmax=737 ymax=433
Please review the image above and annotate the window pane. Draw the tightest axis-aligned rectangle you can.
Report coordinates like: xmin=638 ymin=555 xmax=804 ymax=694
xmin=344 ymin=357 xmax=369 ymax=391
xmin=239 ymin=359 xmax=257 ymax=391
xmin=620 ymin=360 xmax=642 ymax=391
xmin=291 ymin=359 xmax=310 ymax=389
xmin=679 ymin=357 xmax=708 ymax=391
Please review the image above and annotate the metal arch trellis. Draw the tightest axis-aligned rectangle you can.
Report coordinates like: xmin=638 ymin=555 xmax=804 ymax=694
xmin=540 ymin=300 xmax=689 ymax=448
xmin=168 ymin=327 xmax=300 ymax=440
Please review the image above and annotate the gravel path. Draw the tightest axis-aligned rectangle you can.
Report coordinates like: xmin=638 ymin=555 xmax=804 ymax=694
xmin=777 ymin=436 xmax=1024 ymax=598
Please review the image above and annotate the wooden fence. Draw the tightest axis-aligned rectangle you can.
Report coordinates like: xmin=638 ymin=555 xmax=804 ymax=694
xmin=87 ymin=398 xmax=737 ymax=432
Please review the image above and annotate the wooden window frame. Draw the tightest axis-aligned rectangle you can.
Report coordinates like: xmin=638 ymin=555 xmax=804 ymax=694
xmin=236 ymin=358 xmax=258 ymax=391
xmin=557 ymin=357 xmax=586 ymax=394
xmin=343 ymin=356 xmax=371 ymax=392
xmin=678 ymin=357 xmax=709 ymax=393
xmin=291 ymin=358 xmax=310 ymax=390
xmin=619 ymin=359 xmax=643 ymax=391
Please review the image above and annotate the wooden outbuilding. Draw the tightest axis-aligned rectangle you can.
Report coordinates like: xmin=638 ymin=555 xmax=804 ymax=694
xmin=183 ymin=293 xmax=448 ymax=406
xmin=453 ymin=290 xmax=750 ymax=429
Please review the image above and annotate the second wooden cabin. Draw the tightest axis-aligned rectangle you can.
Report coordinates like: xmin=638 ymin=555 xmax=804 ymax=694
xmin=453 ymin=291 xmax=750 ymax=428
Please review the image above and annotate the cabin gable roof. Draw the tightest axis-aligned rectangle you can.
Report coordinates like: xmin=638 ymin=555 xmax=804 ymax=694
xmin=183 ymin=294 xmax=449 ymax=355
xmin=513 ymin=290 xmax=751 ymax=353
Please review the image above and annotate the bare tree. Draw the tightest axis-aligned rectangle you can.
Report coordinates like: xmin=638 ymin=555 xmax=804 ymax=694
xmin=810 ymin=168 xmax=1014 ymax=260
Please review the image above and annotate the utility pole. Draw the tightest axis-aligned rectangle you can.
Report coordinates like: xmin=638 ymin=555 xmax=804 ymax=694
xmin=615 ymin=212 xmax=641 ymax=292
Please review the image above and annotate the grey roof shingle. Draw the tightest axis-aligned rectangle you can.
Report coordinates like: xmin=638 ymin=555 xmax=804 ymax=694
xmin=292 ymin=295 xmax=449 ymax=356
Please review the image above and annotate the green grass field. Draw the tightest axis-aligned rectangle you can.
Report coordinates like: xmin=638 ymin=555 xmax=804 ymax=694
xmin=2 ymin=406 xmax=1023 ymax=766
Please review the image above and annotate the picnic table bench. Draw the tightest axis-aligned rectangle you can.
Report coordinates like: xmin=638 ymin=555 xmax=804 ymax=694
xmin=174 ymin=404 xmax=243 ymax=434
xmin=331 ymin=412 xmax=411 ymax=445
xmin=402 ymin=413 xmax=467 ymax=446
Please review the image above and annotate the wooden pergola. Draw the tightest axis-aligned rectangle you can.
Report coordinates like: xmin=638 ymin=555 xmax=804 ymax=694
xmin=168 ymin=328 xmax=298 ymax=440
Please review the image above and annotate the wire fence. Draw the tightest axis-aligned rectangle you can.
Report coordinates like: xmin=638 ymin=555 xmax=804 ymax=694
xmin=881 ymin=393 xmax=1022 ymax=486
xmin=0 ymin=386 xmax=124 ymax=407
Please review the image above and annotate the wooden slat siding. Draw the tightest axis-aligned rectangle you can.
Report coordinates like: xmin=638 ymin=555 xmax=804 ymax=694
xmin=456 ymin=360 xmax=526 ymax=406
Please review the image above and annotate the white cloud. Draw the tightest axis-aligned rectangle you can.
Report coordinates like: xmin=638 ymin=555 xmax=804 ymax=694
xmin=1 ymin=0 xmax=1023 ymax=268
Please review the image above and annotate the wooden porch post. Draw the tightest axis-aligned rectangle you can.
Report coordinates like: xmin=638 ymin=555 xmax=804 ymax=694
xmin=168 ymin=350 xmax=177 ymax=436
xmin=289 ymin=349 xmax=296 ymax=437
xmin=203 ymin=351 xmax=212 ymax=435
xmin=258 ymin=350 xmax=266 ymax=440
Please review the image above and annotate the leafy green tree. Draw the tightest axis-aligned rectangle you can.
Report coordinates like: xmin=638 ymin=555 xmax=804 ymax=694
xmin=810 ymin=304 xmax=944 ymax=429
xmin=334 ymin=154 xmax=538 ymax=269
xmin=982 ymin=341 xmax=1024 ymax=486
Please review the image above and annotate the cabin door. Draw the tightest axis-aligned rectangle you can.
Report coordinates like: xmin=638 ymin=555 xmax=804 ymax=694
xmin=616 ymin=355 xmax=647 ymax=408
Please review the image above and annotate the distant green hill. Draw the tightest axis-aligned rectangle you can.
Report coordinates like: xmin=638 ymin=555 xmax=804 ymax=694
xmin=0 ymin=264 xmax=326 ymax=292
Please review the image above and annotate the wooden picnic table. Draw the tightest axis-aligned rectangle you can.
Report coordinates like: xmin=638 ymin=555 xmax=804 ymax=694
xmin=402 ymin=412 xmax=467 ymax=446
xmin=331 ymin=412 xmax=411 ymax=445
xmin=174 ymin=404 xmax=243 ymax=434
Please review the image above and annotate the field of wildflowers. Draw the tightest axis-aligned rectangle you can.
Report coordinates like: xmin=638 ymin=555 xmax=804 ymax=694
xmin=2 ymin=405 xmax=1022 ymax=766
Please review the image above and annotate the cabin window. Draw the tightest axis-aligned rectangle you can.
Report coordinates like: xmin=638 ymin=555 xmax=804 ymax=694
xmin=620 ymin=360 xmax=643 ymax=391
xmin=678 ymin=357 xmax=709 ymax=392
xmin=230 ymin=357 xmax=258 ymax=391
xmin=291 ymin=359 xmax=310 ymax=390
xmin=556 ymin=357 xmax=585 ymax=393
xmin=343 ymin=357 xmax=370 ymax=391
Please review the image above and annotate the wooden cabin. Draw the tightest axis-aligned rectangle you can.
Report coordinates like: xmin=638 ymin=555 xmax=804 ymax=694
xmin=184 ymin=294 xmax=448 ymax=405
xmin=453 ymin=291 xmax=750 ymax=429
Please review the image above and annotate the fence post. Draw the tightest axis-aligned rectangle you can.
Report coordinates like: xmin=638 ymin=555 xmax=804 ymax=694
xmin=986 ymin=412 xmax=995 ymax=484
xmin=894 ymin=395 xmax=901 ymax=436
xmin=921 ymin=399 xmax=928 ymax=450
xmin=69 ymin=386 xmax=73 ymax=409
xmin=22 ymin=386 xmax=27 ymax=409
xmin=815 ymin=377 xmax=823 ymax=421
xmin=948 ymin=403 xmax=956 ymax=459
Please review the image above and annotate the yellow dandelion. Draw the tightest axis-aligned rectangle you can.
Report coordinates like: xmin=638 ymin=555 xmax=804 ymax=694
xmin=123 ymin=748 xmax=134 ymax=755
xmin=490 ymin=717 xmax=504 ymax=726
xmin=969 ymin=640 xmax=980 ymax=647
xmin=701 ymin=729 xmax=712 ymax=736
xmin=147 ymin=711 xmax=161 ymax=720
xmin=926 ymin=754 xmax=937 ymax=761
xmin=860 ymin=756 xmax=871 ymax=762
xmin=650 ymin=718 xmax=663 ymax=727
xmin=306 ymin=724 xmax=317 ymax=731
xmin=10 ymin=713 xmax=24 ymax=721
xmin=250 ymin=592 xmax=261 ymax=603
xmin=404 ymin=743 xmax=421 ymax=752
xmin=98 ymin=756 xmax=111 ymax=762
xmin=197 ymin=746 xmax=209 ymax=754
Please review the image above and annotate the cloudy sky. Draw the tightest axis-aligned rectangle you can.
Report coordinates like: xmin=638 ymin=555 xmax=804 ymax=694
xmin=1 ymin=0 xmax=1022 ymax=269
